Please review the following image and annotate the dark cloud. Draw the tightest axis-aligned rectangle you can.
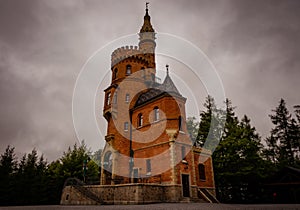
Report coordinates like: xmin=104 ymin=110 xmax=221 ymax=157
xmin=0 ymin=0 xmax=299 ymax=160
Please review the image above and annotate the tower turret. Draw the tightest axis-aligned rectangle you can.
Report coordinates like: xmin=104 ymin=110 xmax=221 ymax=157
xmin=138 ymin=3 xmax=156 ymax=57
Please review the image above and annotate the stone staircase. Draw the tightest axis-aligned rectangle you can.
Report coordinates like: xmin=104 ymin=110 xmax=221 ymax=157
xmin=198 ymin=188 xmax=219 ymax=203
xmin=63 ymin=178 xmax=103 ymax=204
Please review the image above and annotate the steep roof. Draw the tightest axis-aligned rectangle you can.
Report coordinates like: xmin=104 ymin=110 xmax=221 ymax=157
xmin=134 ymin=71 xmax=183 ymax=108
xmin=160 ymin=72 xmax=181 ymax=95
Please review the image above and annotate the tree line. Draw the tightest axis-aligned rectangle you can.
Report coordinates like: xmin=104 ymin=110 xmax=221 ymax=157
xmin=0 ymin=97 xmax=299 ymax=205
xmin=187 ymin=97 xmax=300 ymax=203
xmin=0 ymin=142 xmax=101 ymax=205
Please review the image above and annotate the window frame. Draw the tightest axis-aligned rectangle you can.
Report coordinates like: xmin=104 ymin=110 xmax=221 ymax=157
xmin=106 ymin=92 xmax=111 ymax=105
xmin=113 ymin=68 xmax=118 ymax=80
xmin=125 ymin=93 xmax=130 ymax=103
xmin=138 ymin=113 xmax=143 ymax=127
xmin=124 ymin=122 xmax=129 ymax=131
xmin=126 ymin=65 xmax=132 ymax=75
xmin=146 ymin=159 xmax=151 ymax=173
xmin=154 ymin=107 xmax=159 ymax=121
xmin=198 ymin=164 xmax=206 ymax=181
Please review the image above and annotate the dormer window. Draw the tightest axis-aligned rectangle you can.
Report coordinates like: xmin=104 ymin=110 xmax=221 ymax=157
xmin=126 ymin=65 xmax=132 ymax=75
xmin=138 ymin=113 xmax=143 ymax=127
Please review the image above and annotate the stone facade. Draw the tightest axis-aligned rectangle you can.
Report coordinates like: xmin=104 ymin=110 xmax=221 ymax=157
xmin=61 ymin=184 xmax=206 ymax=205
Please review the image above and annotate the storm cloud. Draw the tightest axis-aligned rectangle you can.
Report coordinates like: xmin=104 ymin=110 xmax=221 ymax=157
xmin=0 ymin=0 xmax=299 ymax=161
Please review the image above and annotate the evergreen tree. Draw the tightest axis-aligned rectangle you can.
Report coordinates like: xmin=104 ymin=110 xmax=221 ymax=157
xmin=0 ymin=146 xmax=17 ymax=205
xmin=266 ymin=99 xmax=299 ymax=167
xmin=186 ymin=116 xmax=199 ymax=144
xmin=213 ymin=100 xmax=266 ymax=203
xmin=195 ymin=95 xmax=225 ymax=151
xmin=60 ymin=141 xmax=99 ymax=182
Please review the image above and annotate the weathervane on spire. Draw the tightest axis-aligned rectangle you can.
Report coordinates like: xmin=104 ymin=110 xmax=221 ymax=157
xmin=146 ymin=2 xmax=149 ymax=10
xmin=166 ymin=64 xmax=169 ymax=75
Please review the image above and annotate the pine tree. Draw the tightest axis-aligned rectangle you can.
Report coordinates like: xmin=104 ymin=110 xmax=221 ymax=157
xmin=195 ymin=95 xmax=225 ymax=151
xmin=266 ymin=99 xmax=298 ymax=167
xmin=213 ymin=100 xmax=265 ymax=203
xmin=0 ymin=146 xmax=17 ymax=205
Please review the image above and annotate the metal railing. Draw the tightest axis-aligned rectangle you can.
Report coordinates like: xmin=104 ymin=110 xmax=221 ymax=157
xmin=63 ymin=178 xmax=103 ymax=204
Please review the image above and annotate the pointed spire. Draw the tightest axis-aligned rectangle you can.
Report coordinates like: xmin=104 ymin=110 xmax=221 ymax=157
xmin=161 ymin=65 xmax=181 ymax=96
xmin=140 ymin=2 xmax=155 ymax=33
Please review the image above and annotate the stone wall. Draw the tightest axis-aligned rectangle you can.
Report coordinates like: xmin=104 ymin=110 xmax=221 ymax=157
xmin=61 ymin=184 xmax=205 ymax=205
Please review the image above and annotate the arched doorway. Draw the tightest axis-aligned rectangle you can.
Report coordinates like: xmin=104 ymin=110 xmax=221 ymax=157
xmin=103 ymin=151 xmax=113 ymax=185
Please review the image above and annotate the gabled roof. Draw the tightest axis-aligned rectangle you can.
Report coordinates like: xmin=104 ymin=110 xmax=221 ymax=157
xmin=134 ymin=72 xmax=183 ymax=108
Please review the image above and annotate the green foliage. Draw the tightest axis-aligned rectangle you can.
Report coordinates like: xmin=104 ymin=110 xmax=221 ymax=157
xmin=264 ymin=99 xmax=300 ymax=167
xmin=0 ymin=142 xmax=100 ymax=205
xmin=191 ymin=95 xmax=225 ymax=151
xmin=0 ymin=146 xmax=17 ymax=205
xmin=213 ymin=100 xmax=267 ymax=203
xmin=187 ymin=96 xmax=270 ymax=203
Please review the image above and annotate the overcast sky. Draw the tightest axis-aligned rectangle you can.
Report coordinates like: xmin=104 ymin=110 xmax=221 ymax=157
xmin=0 ymin=0 xmax=299 ymax=161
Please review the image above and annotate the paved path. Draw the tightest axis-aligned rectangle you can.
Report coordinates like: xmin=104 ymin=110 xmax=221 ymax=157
xmin=1 ymin=204 xmax=300 ymax=210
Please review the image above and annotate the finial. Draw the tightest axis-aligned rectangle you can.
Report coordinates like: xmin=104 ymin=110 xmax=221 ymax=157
xmin=166 ymin=64 xmax=169 ymax=75
xmin=146 ymin=2 xmax=149 ymax=10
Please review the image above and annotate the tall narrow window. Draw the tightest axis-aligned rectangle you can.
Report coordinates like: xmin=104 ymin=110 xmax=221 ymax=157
xmin=138 ymin=113 xmax=143 ymax=127
xmin=146 ymin=159 xmax=151 ymax=174
xmin=125 ymin=93 xmax=130 ymax=103
xmin=113 ymin=92 xmax=117 ymax=104
xmin=113 ymin=68 xmax=118 ymax=80
xmin=126 ymin=65 xmax=132 ymax=75
xmin=178 ymin=116 xmax=183 ymax=131
xmin=198 ymin=164 xmax=206 ymax=180
xmin=181 ymin=146 xmax=186 ymax=160
xmin=106 ymin=92 xmax=111 ymax=105
xmin=141 ymin=67 xmax=145 ymax=78
xmin=154 ymin=107 xmax=159 ymax=121
xmin=124 ymin=122 xmax=129 ymax=131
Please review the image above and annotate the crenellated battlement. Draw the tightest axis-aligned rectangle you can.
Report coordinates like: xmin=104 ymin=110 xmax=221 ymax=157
xmin=111 ymin=45 xmax=153 ymax=67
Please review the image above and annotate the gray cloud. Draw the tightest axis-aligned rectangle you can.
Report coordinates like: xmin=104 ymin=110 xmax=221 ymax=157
xmin=0 ymin=0 xmax=299 ymax=161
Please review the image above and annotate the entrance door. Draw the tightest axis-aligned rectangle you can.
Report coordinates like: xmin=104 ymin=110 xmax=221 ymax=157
xmin=133 ymin=168 xmax=139 ymax=183
xmin=182 ymin=174 xmax=190 ymax=197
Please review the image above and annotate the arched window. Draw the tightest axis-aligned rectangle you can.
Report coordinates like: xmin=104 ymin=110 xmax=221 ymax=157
xmin=124 ymin=122 xmax=129 ymax=131
xmin=103 ymin=151 xmax=113 ymax=171
xmin=141 ymin=67 xmax=145 ymax=78
xmin=125 ymin=93 xmax=130 ymax=103
xmin=113 ymin=68 xmax=118 ymax=80
xmin=146 ymin=159 xmax=151 ymax=174
xmin=178 ymin=116 xmax=183 ymax=131
xmin=138 ymin=113 xmax=143 ymax=127
xmin=198 ymin=164 xmax=206 ymax=180
xmin=126 ymin=65 xmax=132 ymax=75
xmin=154 ymin=107 xmax=159 ymax=121
xmin=106 ymin=92 xmax=111 ymax=105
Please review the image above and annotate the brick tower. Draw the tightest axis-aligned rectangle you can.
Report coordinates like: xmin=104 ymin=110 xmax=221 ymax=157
xmin=60 ymin=4 xmax=218 ymax=205
xmin=99 ymin=4 xmax=217 ymax=202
